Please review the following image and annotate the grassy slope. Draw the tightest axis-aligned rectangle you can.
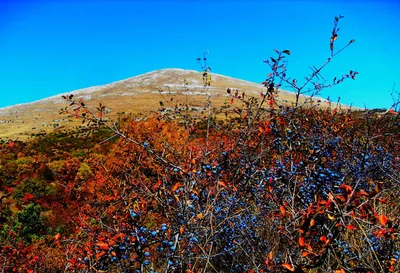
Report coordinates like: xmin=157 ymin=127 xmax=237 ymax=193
xmin=0 ymin=69 xmax=342 ymax=141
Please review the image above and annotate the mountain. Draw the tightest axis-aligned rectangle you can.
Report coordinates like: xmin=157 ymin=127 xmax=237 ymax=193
xmin=0 ymin=68 xmax=332 ymax=140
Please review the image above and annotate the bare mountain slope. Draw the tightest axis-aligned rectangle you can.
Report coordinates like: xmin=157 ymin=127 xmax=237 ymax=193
xmin=0 ymin=68 xmax=329 ymax=140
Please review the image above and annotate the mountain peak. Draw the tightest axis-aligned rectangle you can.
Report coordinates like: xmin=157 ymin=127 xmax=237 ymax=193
xmin=0 ymin=68 xmax=331 ymax=140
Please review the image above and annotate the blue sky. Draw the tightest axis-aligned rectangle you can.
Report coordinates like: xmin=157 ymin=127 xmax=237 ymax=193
xmin=0 ymin=0 xmax=399 ymax=109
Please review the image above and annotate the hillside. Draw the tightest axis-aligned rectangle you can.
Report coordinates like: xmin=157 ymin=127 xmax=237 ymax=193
xmin=0 ymin=68 xmax=334 ymax=140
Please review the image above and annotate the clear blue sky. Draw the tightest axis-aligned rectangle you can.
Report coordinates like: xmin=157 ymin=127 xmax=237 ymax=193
xmin=0 ymin=0 xmax=399 ymax=109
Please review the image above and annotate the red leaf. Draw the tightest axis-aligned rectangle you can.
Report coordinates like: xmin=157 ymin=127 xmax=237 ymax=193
xmin=346 ymin=225 xmax=356 ymax=230
xmin=339 ymin=184 xmax=352 ymax=194
xmin=280 ymin=206 xmax=285 ymax=215
xmin=336 ymin=195 xmax=347 ymax=202
xmin=358 ymin=190 xmax=369 ymax=197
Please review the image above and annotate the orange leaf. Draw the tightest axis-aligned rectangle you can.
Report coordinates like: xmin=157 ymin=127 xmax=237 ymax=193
xmin=298 ymin=236 xmax=305 ymax=247
xmin=379 ymin=214 xmax=388 ymax=227
xmin=310 ymin=219 xmax=315 ymax=227
xmin=334 ymin=269 xmax=345 ymax=273
xmin=112 ymin=233 xmax=125 ymax=242
xmin=96 ymin=251 xmax=107 ymax=259
xmin=230 ymin=98 xmax=234 ymax=104
xmin=301 ymin=251 xmax=309 ymax=257
xmin=180 ymin=225 xmax=185 ymax=234
xmin=242 ymin=113 xmax=248 ymax=120
xmin=218 ymin=181 xmax=227 ymax=187
xmin=95 ymin=242 xmax=110 ymax=250
xmin=282 ymin=263 xmax=295 ymax=272
xmin=54 ymin=233 xmax=61 ymax=241
xmin=280 ymin=206 xmax=285 ymax=215
xmin=172 ymin=183 xmax=180 ymax=192
xmin=197 ymin=213 xmax=203 ymax=220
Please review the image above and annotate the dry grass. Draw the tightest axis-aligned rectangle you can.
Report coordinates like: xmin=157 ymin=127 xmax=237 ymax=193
xmin=0 ymin=69 xmax=348 ymax=141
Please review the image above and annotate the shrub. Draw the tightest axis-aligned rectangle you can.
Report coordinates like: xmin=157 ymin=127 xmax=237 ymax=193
xmin=14 ymin=203 xmax=46 ymax=244
xmin=55 ymin=15 xmax=399 ymax=273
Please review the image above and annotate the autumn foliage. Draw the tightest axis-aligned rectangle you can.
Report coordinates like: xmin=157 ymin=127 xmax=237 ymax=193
xmin=0 ymin=15 xmax=399 ymax=273
xmin=1 ymin=102 xmax=399 ymax=272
